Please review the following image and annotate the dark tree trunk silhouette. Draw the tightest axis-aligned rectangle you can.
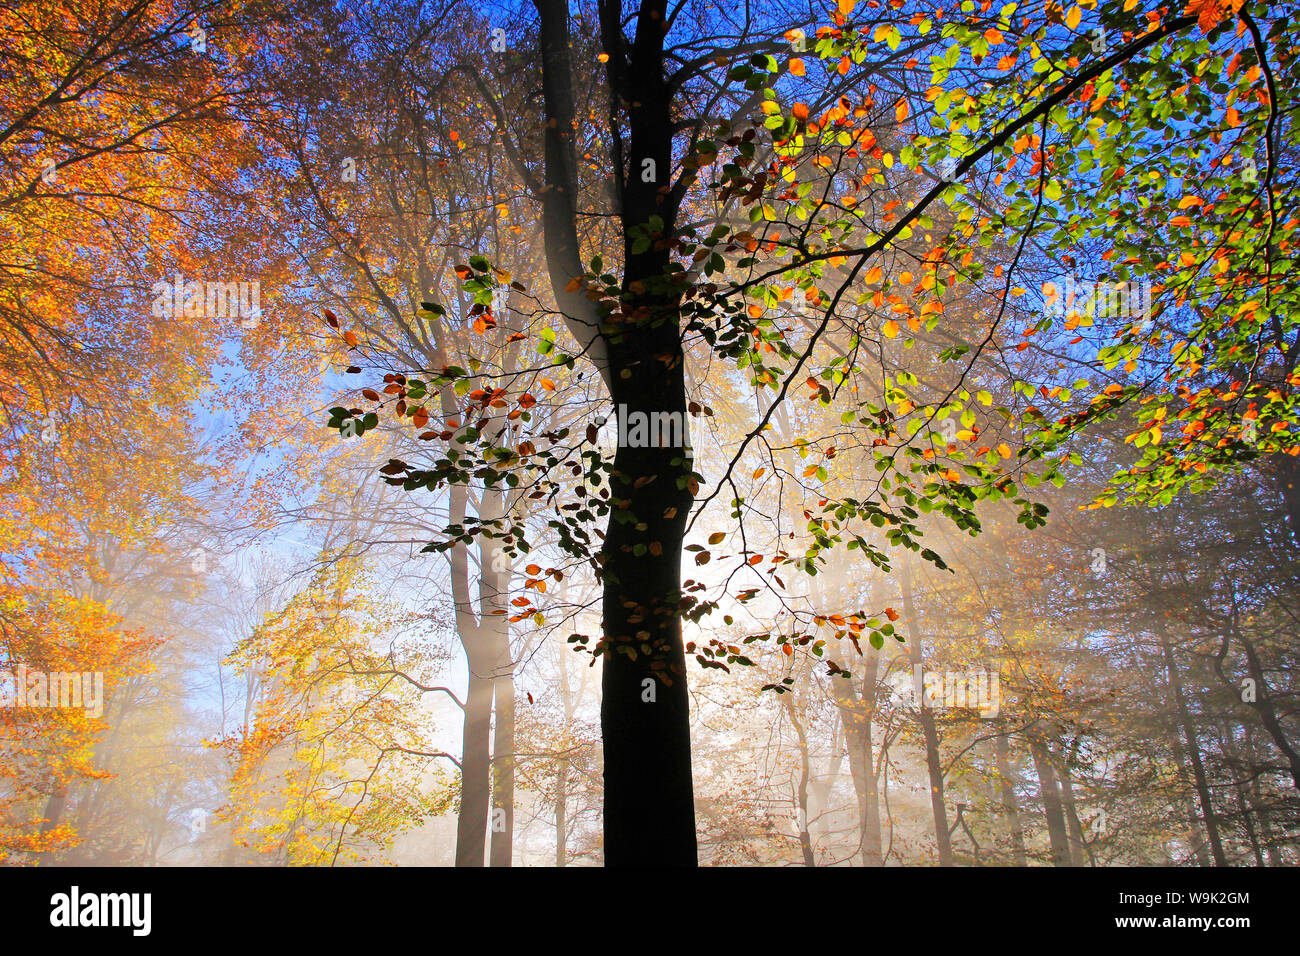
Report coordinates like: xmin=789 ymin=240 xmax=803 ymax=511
xmin=535 ymin=0 xmax=696 ymax=865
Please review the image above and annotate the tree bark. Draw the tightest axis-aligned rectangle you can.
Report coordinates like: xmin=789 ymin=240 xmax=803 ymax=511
xmin=481 ymin=488 xmax=514 ymax=868
xmin=535 ymin=0 xmax=697 ymax=866
xmin=1029 ymin=739 xmax=1071 ymax=867
xmin=489 ymin=640 xmax=515 ymax=867
xmin=901 ymin=567 xmax=953 ymax=865
xmin=1157 ymin=619 xmax=1227 ymax=865
xmin=834 ymin=644 xmax=883 ymax=866
xmin=1058 ymin=763 xmax=1088 ymax=866
xmin=455 ymin=669 xmax=493 ymax=866
xmin=783 ymin=692 xmax=816 ymax=866
xmin=1232 ymin=614 xmax=1300 ymax=791
xmin=994 ymin=730 xmax=1028 ymax=865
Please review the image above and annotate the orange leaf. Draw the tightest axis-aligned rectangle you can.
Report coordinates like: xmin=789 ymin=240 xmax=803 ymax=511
xmin=895 ymin=99 xmax=909 ymax=123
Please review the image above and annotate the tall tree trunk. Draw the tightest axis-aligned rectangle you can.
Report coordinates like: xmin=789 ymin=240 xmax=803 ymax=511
xmin=829 ymin=639 xmax=882 ymax=866
xmin=1232 ymin=614 xmax=1300 ymax=791
xmin=1058 ymin=763 xmax=1088 ymax=866
xmin=480 ymin=487 xmax=514 ymax=868
xmin=598 ymin=343 xmax=696 ymax=865
xmin=1029 ymin=739 xmax=1071 ymax=866
xmin=1157 ymin=620 xmax=1227 ymax=865
xmin=901 ymin=567 xmax=953 ymax=865
xmin=490 ymin=640 xmax=515 ymax=867
xmin=855 ymin=646 xmax=883 ymax=866
xmin=446 ymin=474 xmax=495 ymax=867
xmin=1224 ymin=728 xmax=1265 ymax=866
xmin=1246 ymin=729 xmax=1285 ymax=865
xmin=555 ymin=762 xmax=569 ymax=867
xmin=994 ymin=730 xmax=1028 ymax=865
xmin=783 ymin=693 xmax=816 ymax=865
xmin=456 ymin=669 xmax=493 ymax=866
xmin=535 ymin=0 xmax=696 ymax=865
xmin=1164 ymin=703 xmax=1213 ymax=866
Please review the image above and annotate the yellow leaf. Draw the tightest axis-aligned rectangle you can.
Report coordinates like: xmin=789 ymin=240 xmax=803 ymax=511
xmin=883 ymin=319 xmax=900 ymax=338
xmin=1066 ymin=5 xmax=1082 ymax=30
